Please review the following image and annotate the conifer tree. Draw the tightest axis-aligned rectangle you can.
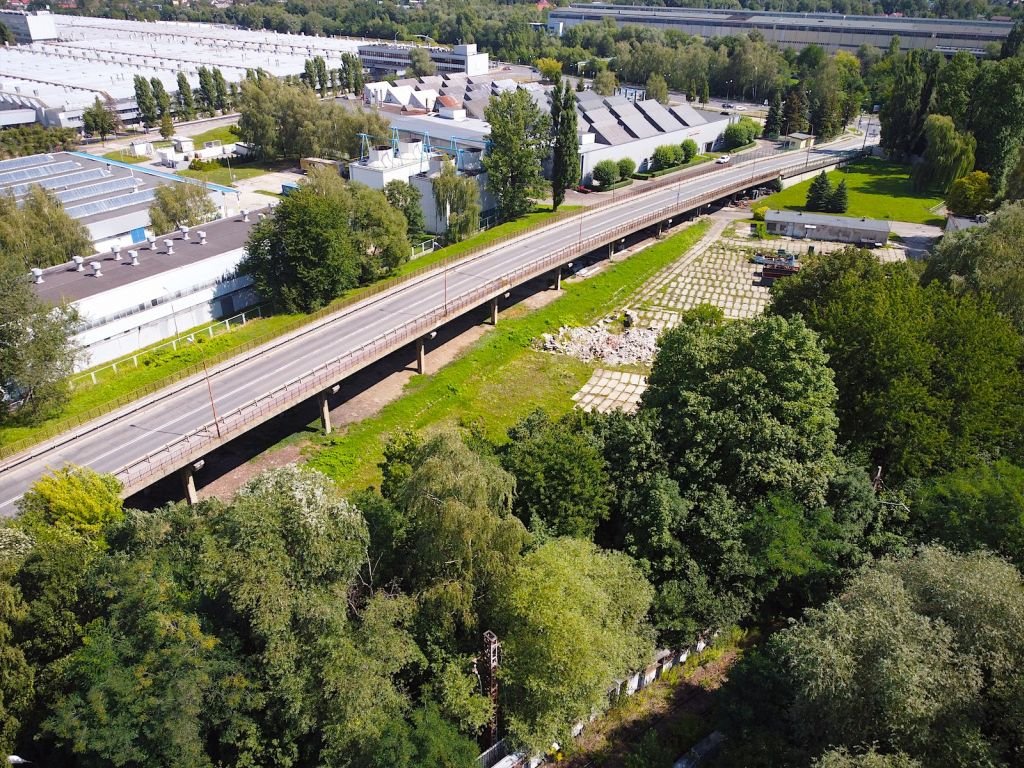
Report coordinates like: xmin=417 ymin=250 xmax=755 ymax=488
xmin=827 ymin=178 xmax=849 ymax=213
xmin=806 ymin=171 xmax=833 ymax=211
xmin=550 ymin=80 xmax=580 ymax=211
xmin=763 ymin=91 xmax=784 ymax=139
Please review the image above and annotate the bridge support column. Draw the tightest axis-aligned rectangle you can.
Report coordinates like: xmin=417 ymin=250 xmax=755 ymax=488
xmin=489 ymin=297 xmax=499 ymax=325
xmin=416 ymin=337 xmax=426 ymax=374
xmin=318 ymin=390 xmax=332 ymax=435
xmin=180 ymin=465 xmax=199 ymax=506
xmin=553 ymin=267 xmax=562 ymax=291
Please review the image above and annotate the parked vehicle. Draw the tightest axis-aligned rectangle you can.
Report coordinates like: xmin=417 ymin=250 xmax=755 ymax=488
xmin=716 ymin=155 xmax=731 ymax=164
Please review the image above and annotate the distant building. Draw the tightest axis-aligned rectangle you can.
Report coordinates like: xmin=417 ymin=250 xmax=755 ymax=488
xmin=765 ymin=210 xmax=891 ymax=244
xmin=0 ymin=150 xmax=232 ymax=254
xmin=0 ymin=14 xmax=368 ymax=128
xmin=0 ymin=9 xmax=58 ymax=43
xmin=361 ymin=74 xmax=731 ymax=185
xmin=358 ymin=43 xmax=490 ymax=78
xmin=782 ymin=133 xmax=815 ymax=150
xmin=547 ymin=4 xmax=1012 ymax=56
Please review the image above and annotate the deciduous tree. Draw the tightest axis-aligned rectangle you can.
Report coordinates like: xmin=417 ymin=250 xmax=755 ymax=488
xmin=241 ymin=168 xmax=407 ymax=312
xmin=498 ymin=538 xmax=654 ymax=753
xmin=911 ymin=114 xmax=974 ymax=193
xmin=148 ymin=183 xmax=218 ymax=235
xmin=81 ymin=98 xmax=118 ymax=142
xmin=641 ymin=310 xmax=839 ymax=507
xmin=645 ymin=72 xmax=669 ymax=104
xmin=500 ymin=410 xmax=611 ymax=538
xmin=384 ymin=179 xmax=425 ymax=235
xmin=431 ymin=158 xmax=480 ymax=242
xmin=482 ymin=89 xmax=551 ymax=220
xmin=946 ymin=170 xmax=991 ymax=217
xmin=408 ymin=47 xmax=436 ymax=77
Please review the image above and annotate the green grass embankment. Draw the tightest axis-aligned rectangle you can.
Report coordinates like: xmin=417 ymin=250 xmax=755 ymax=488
xmin=309 ymin=219 xmax=712 ymax=492
xmin=759 ymin=158 xmax=945 ymax=226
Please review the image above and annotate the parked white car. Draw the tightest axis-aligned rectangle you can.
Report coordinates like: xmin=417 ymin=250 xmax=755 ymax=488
xmin=716 ymin=155 xmax=731 ymax=164
xmin=735 ymin=105 xmax=748 ymax=111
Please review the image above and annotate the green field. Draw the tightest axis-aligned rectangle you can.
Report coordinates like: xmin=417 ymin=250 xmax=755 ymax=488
xmin=101 ymin=150 xmax=149 ymax=164
xmin=758 ymin=159 xmax=945 ymax=226
xmin=309 ymin=219 xmax=711 ymax=492
xmin=0 ymin=206 xmax=582 ymax=458
xmin=188 ymin=124 xmax=240 ymax=146
xmin=179 ymin=164 xmax=273 ymax=186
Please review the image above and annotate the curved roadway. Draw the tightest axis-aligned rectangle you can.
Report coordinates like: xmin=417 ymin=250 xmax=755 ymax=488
xmin=0 ymin=133 xmax=871 ymax=515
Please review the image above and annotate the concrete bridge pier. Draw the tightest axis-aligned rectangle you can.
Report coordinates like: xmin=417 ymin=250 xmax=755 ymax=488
xmin=553 ymin=267 xmax=562 ymax=291
xmin=318 ymin=390 xmax=332 ymax=435
xmin=180 ymin=463 xmax=199 ymax=506
xmin=489 ymin=297 xmax=499 ymax=325
xmin=416 ymin=337 xmax=426 ymax=374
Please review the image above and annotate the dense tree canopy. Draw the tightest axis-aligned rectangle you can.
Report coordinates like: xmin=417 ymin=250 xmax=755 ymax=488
xmin=236 ymin=75 xmax=389 ymax=161
xmin=770 ymin=248 xmax=1024 ymax=480
xmin=0 ymin=186 xmax=91 ymax=269
xmin=718 ymin=547 xmax=1024 ymax=768
xmin=497 ymin=538 xmax=654 ymax=753
xmin=642 ymin=309 xmax=839 ymax=508
xmin=925 ymin=202 xmax=1024 ymax=330
xmin=240 ymin=167 xmax=407 ymax=312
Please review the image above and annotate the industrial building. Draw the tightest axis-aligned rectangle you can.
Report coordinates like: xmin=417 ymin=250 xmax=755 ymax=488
xmin=362 ymin=74 xmax=730 ymax=186
xmin=0 ymin=150 xmax=235 ymax=254
xmin=0 ymin=14 xmax=495 ymax=129
xmin=32 ymin=207 xmax=264 ymax=369
xmin=765 ymin=210 xmax=891 ymax=244
xmin=547 ymin=4 xmax=1013 ymax=55
xmin=357 ymin=43 xmax=490 ymax=78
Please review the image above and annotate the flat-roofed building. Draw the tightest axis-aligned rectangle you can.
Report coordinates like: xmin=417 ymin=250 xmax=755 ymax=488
xmin=547 ymin=4 xmax=1012 ymax=56
xmin=358 ymin=43 xmax=490 ymax=77
xmin=765 ymin=209 xmax=891 ymax=244
xmin=0 ymin=150 xmax=233 ymax=255
xmin=0 ymin=9 xmax=58 ymax=43
xmin=0 ymin=14 xmax=368 ymax=128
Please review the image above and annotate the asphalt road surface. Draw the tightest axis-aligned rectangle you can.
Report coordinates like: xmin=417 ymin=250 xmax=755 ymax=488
xmin=0 ymin=132 xmax=871 ymax=516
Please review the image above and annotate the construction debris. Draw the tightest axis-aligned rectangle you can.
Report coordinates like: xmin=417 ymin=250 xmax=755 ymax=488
xmin=540 ymin=321 xmax=659 ymax=366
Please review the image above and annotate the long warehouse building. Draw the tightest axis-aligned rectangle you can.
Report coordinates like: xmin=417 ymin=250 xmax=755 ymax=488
xmin=546 ymin=4 xmax=1014 ymax=55
xmin=0 ymin=12 xmax=488 ymax=129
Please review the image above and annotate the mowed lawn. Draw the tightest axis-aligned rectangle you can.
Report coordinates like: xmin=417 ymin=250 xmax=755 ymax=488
xmin=759 ymin=159 xmax=945 ymax=226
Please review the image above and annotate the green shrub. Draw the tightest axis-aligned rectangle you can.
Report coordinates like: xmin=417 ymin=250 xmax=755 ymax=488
xmin=592 ymin=159 xmax=620 ymax=187
xmin=723 ymin=116 xmax=761 ymax=149
xmin=681 ymin=138 xmax=699 ymax=162
xmin=652 ymin=144 xmax=684 ymax=170
xmin=753 ymin=205 xmax=769 ymax=221
xmin=617 ymin=157 xmax=637 ymax=179
xmin=754 ymin=220 xmax=768 ymax=239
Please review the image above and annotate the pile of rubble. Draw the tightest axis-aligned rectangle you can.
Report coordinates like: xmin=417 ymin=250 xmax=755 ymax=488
xmin=540 ymin=317 xmax=659 ymax=366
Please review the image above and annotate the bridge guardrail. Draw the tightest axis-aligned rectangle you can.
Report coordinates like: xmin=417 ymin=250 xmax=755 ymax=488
xmin=114 ymin=148 xmax=863 ymax=494
xmin=1 ymin=145 xmax=861 ymax=482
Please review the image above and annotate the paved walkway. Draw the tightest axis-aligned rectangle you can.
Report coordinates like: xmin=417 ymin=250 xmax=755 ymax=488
xmin=572 ymin=369 xmax=648 ymax=413
xmin=632 ymin=209 xmax=768 ymax=329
